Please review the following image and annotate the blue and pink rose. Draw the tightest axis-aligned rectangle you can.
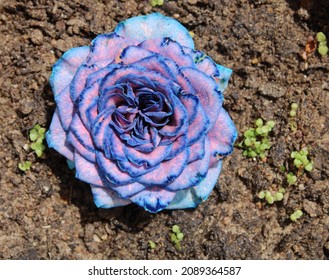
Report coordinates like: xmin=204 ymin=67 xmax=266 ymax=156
xmin=46 ymin=13 xmax=237 ymax=213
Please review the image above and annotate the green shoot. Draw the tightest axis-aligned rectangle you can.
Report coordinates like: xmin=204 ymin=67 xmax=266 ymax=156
xmin=290 ymin=209 xmax=303 ymax=222
xmin=18 ymin=161 xmax=32 ymax=172
xmin=29 ymin=124 xmax=46 ymax=157
xmin=150 ymin=0 xmax=164 ymax=7
xmin=148 ymin=240 xmax=156 ymax=249
xmin=170 ymin=225 xmax=184 ymax=250
xmin=240 ymin=118 xmax=275 ymax=159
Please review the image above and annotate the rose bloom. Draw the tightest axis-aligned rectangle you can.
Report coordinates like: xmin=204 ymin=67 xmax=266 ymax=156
xmin=46 ymin=13 xmax=237 ymax=213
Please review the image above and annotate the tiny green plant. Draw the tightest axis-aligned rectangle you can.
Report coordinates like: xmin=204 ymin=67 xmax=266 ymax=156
xmin=258 ymin=188 xmax=285 ymax=204
xmin=316 ymin=32 xmax=328 ymax=57
xmin=291 ymin=148 xmax=313 ymax=172
xmin=148 ymin=240 xmax=156 ymax=249
xmin=286 ymin=172 xmax=297 ymax=185
xmin=18 ymin=160 xmax=32 ymax=172
xmin=239 ymin=118 xmax=275 ymax=159
xmin=290 ymin=209 xmax=303 ymax=222
xmin=289 ymin=103 xmax=298 ymax=117
xmin=170 ymin=225 xmax=184 ymax=250
xmin=29 ymin=124 xmax=46 ymax=157
xmin=150 ymin=0 xmax=164 ymax=7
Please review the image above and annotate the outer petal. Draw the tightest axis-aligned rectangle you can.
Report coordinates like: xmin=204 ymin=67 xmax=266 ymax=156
xmin=46 ymin=109 xmax=74 ymax=161
xmin=86 ymin=32 xmax=137 ymax=65
xmin=194 ymin=161 xmax=223 ymax=200
xmin=115 ymin=13 xmax=194 ymax=49
xmin=166 ymin=161 xmax=223 ymax=209
xmin=50 ymin=46 xmax=89 ymax=96
xmin=91 ymin=185 xmax=131 ymax=208
xmin=54 ymin=86 xmax=74 ymax=131
xmin=208 ymin=108 xmax=237 ymax=167
xmin=181 ymin=67 xmax=223 ymax=132
xmin=74 ymin=151 xmax=103 ymax=186
xmin=129 ymin=187 xmax=176 ymax=213
xmin=165 ymin=137 xmax=210 ymax=191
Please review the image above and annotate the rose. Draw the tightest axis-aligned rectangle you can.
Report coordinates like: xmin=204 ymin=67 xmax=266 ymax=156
xmin=46 ymin=13 xmax=237 ymax=213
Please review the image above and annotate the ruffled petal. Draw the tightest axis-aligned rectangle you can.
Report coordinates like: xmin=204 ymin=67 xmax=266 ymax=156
xmin=129 ymin=187 xmax=176 ymax=213
xmin=188 ymin=137 xmax=205 ymax=163
xmin=166 ymin=161 xmax=222 ymax=210
xmin=137 ymin=148 xmax=189 ymax=187
xmin=67 ymin=130 xmax=96 ymax=163
xmin=216 ymin=64 xmax=233 ymax=92
xmin=46 ymin=109 xmax=74 ymax=161
xmin=70 ymin=113 xmax=96 ymax=154
xmin=50 ymin=46 xmax=89 ymax=96
xmin=74 ymin=151 xmax=103 ymax=186
xmin=165 ymin=137 xmax=210 ymax=191
xmin=96 ymin=151 xmax=135 ymax=185
xmin=119 ymin=45 xmax=154 ymax=64
xmin=181 ymin=67 xmax=224 ymax=131
xmin=117 ymin=160 xmax=159 ymax=177
xmin=166 ymin=188 xmax=201 ymax=210
xmin=111 ymin=182 xmax=146 ymax=199
xmin=115 ymin=13 xmax=194 ymax=48
xmin=86 ymin=32 xmax=137 ymax=65
xmin=194 ymin=161 xmax=223 ymax=200
xmin=208 ymin=108 xmax=237 ymax=167
xmin=139 ymin=37 xmax=194 ymax=67
xmin=91 ymin=185 xmax=131 ymax=208
xmin=78 ymin=80 xmax=100 ymax=130
xmin=54 ymin=86 xmax=74 ymax=131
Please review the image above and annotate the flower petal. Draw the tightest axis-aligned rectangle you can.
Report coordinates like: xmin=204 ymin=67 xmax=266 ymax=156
xmin=50 ymin=46 xmax=89 ymax=96
xmin=137 ymin=148 xmax=189 ymax=187
xmin=46 ymin=109 xmax=74 ymax=161
xmin=194 ymin=161 xmax=223 ymax=200
xmin=96 ymin=151 xmax=135 ymax=185
xmin=166 ymin=188 xmax=201 ymax=210
xmin=90 ymin=185 xmax=131 ymax=208
xmin=111 ymin=182 xmax=146 ymax=199
xmin=119 ymin=45 xmax=154 ymax=64
xmin=74 ymin=151 xmax=103 ymax=186
xmin=86 ymin=32 xmax=137 ymax=65
xmin=165 ymin=137 xmax=210 ymax=191
xmin=115 ymin=13 xmax=194 ymax=48
xmin=188 ymin=137 xmax=206 ymax=163
xmin=139 ymin=37 xmax=194 ymax=67
xmin=208 ymin=108 xmax=237 ymax=167
xmin=70 ymin=64 xmax=100 ymax=102
xmin=54 ymin=86 xmax=74 ymax=131
xmin=166 ymin=161 xmax=222 ymax=210
xmin=180 ymin=67 xmax=223 ymax=131
xmin=129 ymin=187 xmax=176 ymax=213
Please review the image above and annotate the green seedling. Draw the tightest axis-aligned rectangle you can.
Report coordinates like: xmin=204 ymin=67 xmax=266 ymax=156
xmin=239 ymin=118 xmax=275 ymax=159
xmin=29 ymin=124 xmax=46 ymax=157
xmin=148 ymin=240 xmax=156 ymax=249
xmin=289 ymin=103 xmax=298 ymax=117
xmin=18 ymin=160 xmax=32 ymax=172
xmin=316 ymin=32 xmax=328 ymax=56
xmin=150 ymin=0 xmax=164 ymax=7
xmin=291 ymin=148 xmax=313 ymax=172
xmin=170 ymin=225 xmax=184 ymax=250
xmin=258 ymin=188 xmax=285 ymax=204
xmin=286 ymin=172 xmax=297 ymax=185
xmin=290 ymin=209 xmax=303 ymax=222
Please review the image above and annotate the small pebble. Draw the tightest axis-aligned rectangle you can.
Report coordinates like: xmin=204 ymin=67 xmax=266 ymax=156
xmin=30 ymin=29 xmax=44 ymax=46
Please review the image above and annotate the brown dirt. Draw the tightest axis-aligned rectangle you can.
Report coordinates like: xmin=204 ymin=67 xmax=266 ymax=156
xmin=0 ymin=0 xmax=328 ymax=260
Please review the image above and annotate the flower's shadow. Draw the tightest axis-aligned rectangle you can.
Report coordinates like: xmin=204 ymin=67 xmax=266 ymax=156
xmin=43 ymin=84 xmax=157 ymax=232
xmin=285 ymin=0 xmax=329 ymax=35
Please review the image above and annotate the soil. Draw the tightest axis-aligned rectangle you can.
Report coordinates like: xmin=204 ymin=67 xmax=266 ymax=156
xmin=0 ymin=0 xmax=328 ymax=260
